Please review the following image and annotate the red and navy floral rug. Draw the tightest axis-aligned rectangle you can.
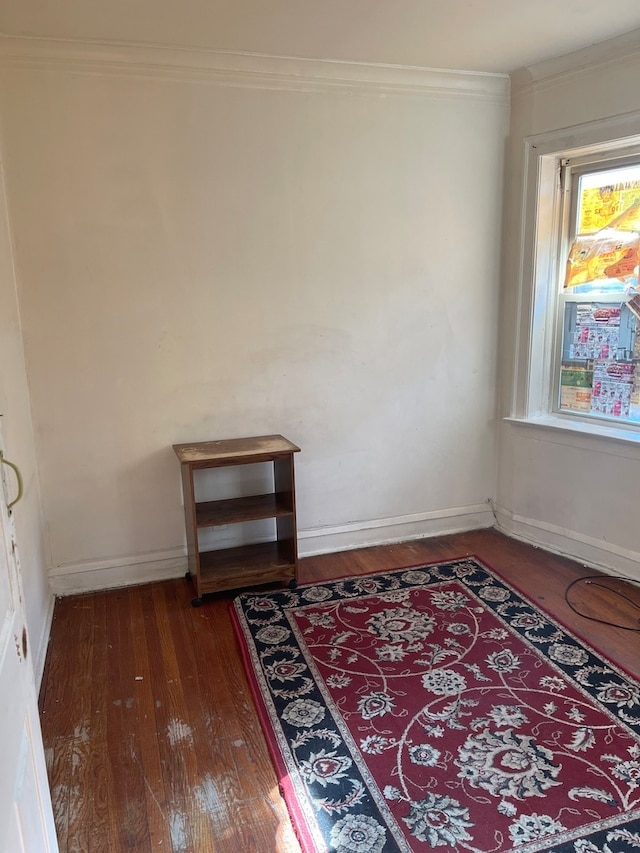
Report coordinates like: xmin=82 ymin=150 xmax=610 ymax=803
xmin=231 ymin=558 xmax=640 ymax=852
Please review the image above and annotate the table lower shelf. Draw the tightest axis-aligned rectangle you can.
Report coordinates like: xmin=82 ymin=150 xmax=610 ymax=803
xmin=193 ymin=540 xmax=297 ymax=595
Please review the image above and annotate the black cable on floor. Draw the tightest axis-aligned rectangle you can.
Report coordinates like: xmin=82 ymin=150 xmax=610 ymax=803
xmin=565 ymin=574 xmax=640 ymax=632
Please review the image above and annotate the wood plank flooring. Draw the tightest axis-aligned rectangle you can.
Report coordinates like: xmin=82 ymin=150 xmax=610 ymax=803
xmin=39 ymin=529 xmax=640 ymax=852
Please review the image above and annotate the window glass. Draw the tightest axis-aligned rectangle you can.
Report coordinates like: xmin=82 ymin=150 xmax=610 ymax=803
xmin=557 ymin=163 xmax=640 ymax=425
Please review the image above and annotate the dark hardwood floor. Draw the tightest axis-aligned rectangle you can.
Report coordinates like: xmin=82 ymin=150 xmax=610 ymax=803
xmin=39 ymin=529 xmax=640 ymax=852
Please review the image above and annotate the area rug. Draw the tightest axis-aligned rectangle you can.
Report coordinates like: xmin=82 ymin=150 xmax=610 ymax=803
xmin=231 ymin=558 xmax=640 ymax=852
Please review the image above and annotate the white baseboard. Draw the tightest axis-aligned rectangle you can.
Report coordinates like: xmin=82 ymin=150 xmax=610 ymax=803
xmin=49 ymin=547 xmax=188 ymax=595
xmin=299 ymin=503 xmax=495 ymax=556
xmin=33 ymin=592 xmax=55 ymax=693
xmin=495 ymin=505 xmax=640 ymax=580
xmin=49 ymin=504 xmax=495 ymax=595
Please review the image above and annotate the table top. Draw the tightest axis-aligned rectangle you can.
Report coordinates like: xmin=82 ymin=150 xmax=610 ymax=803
xmin=173 ymin=434 xmax=300 ymax=465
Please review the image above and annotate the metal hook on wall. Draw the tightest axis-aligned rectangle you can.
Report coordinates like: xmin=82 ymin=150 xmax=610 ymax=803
xmin=0 ymin=452 xmax=24 ymax=511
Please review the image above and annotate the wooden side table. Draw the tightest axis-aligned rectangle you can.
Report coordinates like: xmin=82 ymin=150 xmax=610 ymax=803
xmin=173 ymin=435 xmax=300 ymax=606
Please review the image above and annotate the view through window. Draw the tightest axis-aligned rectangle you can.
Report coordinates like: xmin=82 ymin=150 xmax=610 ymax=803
xmin=558 ymin=162 xmax=640 ymax=426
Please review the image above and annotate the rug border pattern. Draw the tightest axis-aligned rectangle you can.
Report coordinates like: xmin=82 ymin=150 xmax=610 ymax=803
xmin=231 ymin=555 xmax=640 ymax=853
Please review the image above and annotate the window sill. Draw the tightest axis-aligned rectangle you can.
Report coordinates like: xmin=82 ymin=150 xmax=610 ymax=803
xmin=504 ymin=414 xmax=640 ymax=448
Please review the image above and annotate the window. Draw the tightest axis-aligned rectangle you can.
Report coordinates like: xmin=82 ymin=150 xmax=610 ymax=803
xmin=515 ymin=115 xmax=640 ymax=438
xmin=556 ymin=159 xmax=640 ymax=426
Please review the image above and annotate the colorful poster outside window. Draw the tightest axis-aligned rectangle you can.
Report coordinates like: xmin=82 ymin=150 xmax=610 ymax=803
xmin=631 ymin=373 xmax=640 ymax=423
xmin=564 ymin=169 xmax=640 ymax=291
xmin=569 ymin=304 xmax=620 ymax=361
xmin=578 ymin=183 xmax=640 ymax=234
xmin=560 ymin=366 xmax=593 ymax=413
xmin=590 ymin=360 xmax=636 ymax=420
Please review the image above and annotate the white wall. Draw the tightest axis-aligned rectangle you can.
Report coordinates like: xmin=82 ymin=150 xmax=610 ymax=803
xmin=498 ymin=36 xmax=640 ymax=576
xmin=0 ymin=147 xmax=52 ymax=683
xmin=0 ymin=41 xmax=507 ymax=593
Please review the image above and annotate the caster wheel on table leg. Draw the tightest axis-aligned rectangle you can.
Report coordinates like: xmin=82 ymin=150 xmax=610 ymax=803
xmin=288 ymin=578 xmax=298 ymax=590
xmin=191 ymin=596 xmax=203 ymax=607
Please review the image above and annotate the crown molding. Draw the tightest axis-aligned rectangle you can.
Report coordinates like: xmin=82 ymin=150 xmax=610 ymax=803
xmin=0 ymin=35 xmax=509 ymax=101
xmin=511 ymin=28 xmax=640 ymax=97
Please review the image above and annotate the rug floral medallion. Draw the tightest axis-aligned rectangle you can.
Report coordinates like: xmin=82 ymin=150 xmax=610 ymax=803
xmin=231 ymin=559 xmax=640 ymax=853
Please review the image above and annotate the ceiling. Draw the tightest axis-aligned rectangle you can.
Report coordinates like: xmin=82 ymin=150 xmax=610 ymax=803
xmin=2 ymin=0 xmax=640 ymax=74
